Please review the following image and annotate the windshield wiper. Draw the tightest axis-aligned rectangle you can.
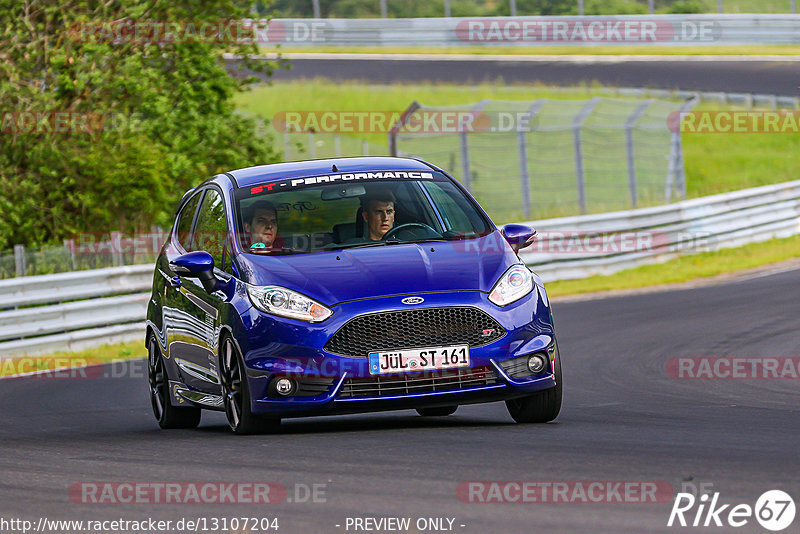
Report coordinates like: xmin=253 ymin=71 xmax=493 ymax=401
xmin=329 ymin=238 xmax=452 ymax=250
xmin=327 ymin=241 xmax=391 ymax=250
xmin=248 ymin=247 xmax=306 ymax=255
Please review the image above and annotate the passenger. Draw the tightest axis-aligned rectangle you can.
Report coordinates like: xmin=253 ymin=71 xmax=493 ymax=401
xmin=244 ymin=200 xmax=283 ymax=252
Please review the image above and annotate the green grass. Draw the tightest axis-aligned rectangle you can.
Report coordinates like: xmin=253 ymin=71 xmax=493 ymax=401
xmin=546 ymin=233 xmax=800 ymax=297
xmin=235 ymin=80 xmax=800 ymax=218
xmin=266 ymin=44 xmax=800 ymax=56
xmin=0 ymin=341 xmax=146 ymax=377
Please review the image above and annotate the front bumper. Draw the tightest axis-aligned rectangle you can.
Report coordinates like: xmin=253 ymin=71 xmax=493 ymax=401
xmin=237 ymin=288 xmax=558 ymax=418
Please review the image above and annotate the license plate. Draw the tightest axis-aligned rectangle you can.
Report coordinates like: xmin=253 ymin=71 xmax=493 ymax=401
xmin=368 ymin=345 xmax=470 ymax=375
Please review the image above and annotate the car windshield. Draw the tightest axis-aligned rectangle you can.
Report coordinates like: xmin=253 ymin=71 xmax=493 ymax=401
xmin=233 ymin=172 xmax=493 ymax=255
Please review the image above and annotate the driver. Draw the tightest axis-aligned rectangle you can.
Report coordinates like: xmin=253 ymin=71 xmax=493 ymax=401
xmin=243 ymin=200 xmax=283 ymax=252
xmin=360 ymin=191 xmax=396 ymax=241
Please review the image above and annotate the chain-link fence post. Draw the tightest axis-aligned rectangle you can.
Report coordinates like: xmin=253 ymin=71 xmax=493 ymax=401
xmin=111 ymin=231 xmax=123 ymax=267
xmin=308 ymin=132 xmax=316 ymax=158
xmin=362 ymin=139 xmax=369 ymax=156
xmin=64 ymin=239 xmax=76 ymax=271
xmin=666 ymin=98 xmax=698 ymax=202
xmin=573 ymin=98 xmax=601 ymax=214
xmin=459 ymin=100 xmax=490 ymax=194
xmin=625 ymin=100 xmax=652 ymax=209
xmin=283 ymin=131 xmax=290 ymax=161
xmin=14 ymin=245 xmax=26 ymax=277
xmin=334 ymin=134 xmax=342 ymax=157
xmin=517 ymin=99 xmax=547 ymax=219
xmin=459 ymin=131 xmax=471 ymax=193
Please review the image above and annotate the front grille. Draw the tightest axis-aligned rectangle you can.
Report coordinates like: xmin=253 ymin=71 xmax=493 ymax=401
xmin=324 ymin=306 xmax=506 ymax=358
xmin=338 ymin=365 xmax=500 ymax=399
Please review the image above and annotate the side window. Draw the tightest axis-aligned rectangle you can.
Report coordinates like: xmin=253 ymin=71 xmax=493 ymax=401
xmin=175 ymin=193 xmax=201 ymax=250
xmin=191 ymin=189 xmax=229 ymax=270
xmin=423 ymin=182 xmax=476 ymax=233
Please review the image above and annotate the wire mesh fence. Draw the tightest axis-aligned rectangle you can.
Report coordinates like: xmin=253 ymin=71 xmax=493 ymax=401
xmin=1 ymin=229 xmax=165 ymax=280
xmin=390 ymin=97 xmax=696 ymax=222
xmin=282 ymin=131 xmax=385 ymax=161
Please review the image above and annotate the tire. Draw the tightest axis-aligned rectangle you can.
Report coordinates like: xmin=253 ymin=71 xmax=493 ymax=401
xmin=148 ymin=334 xmax=201 ymax=429
xmin=505 ymin=341 xmax=563 ymax=423
xmin=219 ymin=336 xmax=280 ymax=435
xmin=416 ymin=406 xmax=458 ymax=417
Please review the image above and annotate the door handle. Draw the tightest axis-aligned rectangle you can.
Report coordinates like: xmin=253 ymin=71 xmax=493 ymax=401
xmin=170 ymin=276 xmax=182 ymax=288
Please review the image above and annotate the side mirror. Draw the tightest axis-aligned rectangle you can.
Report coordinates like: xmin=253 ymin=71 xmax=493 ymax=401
xmin=501 ymin=224 xmax=537 ymax=253
xmin=170 ymin=251 xmax=218 ymax=293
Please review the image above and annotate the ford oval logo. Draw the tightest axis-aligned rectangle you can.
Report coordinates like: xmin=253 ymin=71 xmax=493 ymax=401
xmin=401 ymin=297 xmax=424 ymax=305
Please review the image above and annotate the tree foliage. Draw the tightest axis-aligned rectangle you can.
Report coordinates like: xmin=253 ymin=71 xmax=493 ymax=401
xmin=0 ymin=0 xmax=280 ymax=249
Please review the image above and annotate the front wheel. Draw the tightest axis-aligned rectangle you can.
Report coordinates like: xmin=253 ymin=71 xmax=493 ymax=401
xmin=505 ymin=342 xmax=563 ymax=423
xmin=219 ymin=337 xmax=280 ymax=435
xmin=148 ymin=334 xmax=201 ymax=429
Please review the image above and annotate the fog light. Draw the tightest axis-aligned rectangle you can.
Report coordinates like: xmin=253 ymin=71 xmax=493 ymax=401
xmin=527 ymin=353 xmax=548 ymax=374
xmin=275 ymin=378 xmax=295 ymax=396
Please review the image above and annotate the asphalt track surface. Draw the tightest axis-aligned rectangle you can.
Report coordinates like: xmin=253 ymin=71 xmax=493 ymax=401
xmin=258 ymin=55 xmax=800 ymax=95
xmin=2 ymin=266 xmax=798 ymax=533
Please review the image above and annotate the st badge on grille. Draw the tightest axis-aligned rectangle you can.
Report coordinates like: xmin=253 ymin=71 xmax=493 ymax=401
xmin=401 ymin=296 xmax=424 ymax=305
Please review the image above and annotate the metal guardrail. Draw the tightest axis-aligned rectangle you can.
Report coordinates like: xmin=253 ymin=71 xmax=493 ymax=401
xmin=1 ymin=180 xmax=799 ymax=357
xmin=519 ymin=180 xmax=800 ymax=279
xmin=266 ymin=15 xmax=800 ymax=47
xmin=0 ymin=265 xmax=152 ymax=358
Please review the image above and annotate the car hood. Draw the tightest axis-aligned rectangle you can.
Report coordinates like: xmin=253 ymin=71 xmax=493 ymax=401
xmin=236 ymin=233 xmax=517 ymax=306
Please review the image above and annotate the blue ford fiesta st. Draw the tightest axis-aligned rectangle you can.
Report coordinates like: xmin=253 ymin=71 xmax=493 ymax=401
xmin=146 ymin=156 xmax=562 ymax=434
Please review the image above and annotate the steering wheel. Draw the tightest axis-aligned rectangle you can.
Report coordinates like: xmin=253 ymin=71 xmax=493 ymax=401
xmin=382 ymin=222 xmax=440 ymax=241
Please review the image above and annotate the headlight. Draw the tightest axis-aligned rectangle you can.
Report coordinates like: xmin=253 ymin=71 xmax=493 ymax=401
xmin=488 ymin=265 xmax=533 ymax=306
xmin=246 ymin=285 xmax=332 ymax=322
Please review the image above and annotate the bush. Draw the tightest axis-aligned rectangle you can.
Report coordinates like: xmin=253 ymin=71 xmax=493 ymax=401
xmin=0 ymin=1 xmax=280 ymax=250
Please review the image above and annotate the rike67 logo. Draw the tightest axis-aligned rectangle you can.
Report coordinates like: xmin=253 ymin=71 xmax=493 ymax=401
xmin=668 ymin=489 xmax=796 ymax=531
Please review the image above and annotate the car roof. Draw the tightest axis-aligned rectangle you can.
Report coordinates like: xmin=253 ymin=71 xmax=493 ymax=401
xmin=227 ymin=156 xmax=438 ymax=188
